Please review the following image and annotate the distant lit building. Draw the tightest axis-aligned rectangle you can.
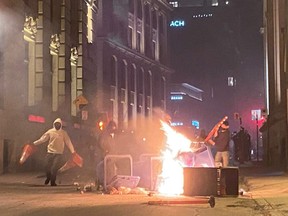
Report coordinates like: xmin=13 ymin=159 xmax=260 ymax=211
xmin=167 ymin=0 xmax=265 ymax=139
xmin=167 ymin=0 xmax=241 ymax=131
xmin=168 ymin=83 xmax=205 ymax=132
xmin=168 ymin=0 xmax=230 ymax=7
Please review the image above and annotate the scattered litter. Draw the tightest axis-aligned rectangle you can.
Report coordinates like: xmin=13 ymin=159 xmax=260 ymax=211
xmin=74 ymin=182 xmax=96 ymax=193
xmin=106 ymin=185 xmax=148 ymax=195
xmin=239 ymin=188 xmax=252 ymax=198
xmin=97 ymin=185 xmax=104 ymax=191
xmin=84 ymin=183 xmax=94 ymax=192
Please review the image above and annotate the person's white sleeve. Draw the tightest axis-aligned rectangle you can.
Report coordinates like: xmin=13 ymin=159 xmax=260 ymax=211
xmin=33 ymin=132 xmax=49 ymax=145
xmin=64 ymin=132 xmax=75 ymax=153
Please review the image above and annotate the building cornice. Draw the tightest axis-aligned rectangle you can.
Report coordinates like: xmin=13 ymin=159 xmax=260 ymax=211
xmin=102 ymin=37 xmax=174 ymax=74
xmin=157 ymin=0 xmax=174 ymax=12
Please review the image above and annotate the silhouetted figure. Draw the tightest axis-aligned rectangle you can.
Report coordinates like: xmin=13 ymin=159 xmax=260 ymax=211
xmin=232 ymin=127 xmax=251 ymax=163
xmin=210 ymin=120 xmax=231 ymax=167
xmin=243 ymin=129 xmax=251 ymax=161
xmin=96 ymin=120 xmax=118 ymax=187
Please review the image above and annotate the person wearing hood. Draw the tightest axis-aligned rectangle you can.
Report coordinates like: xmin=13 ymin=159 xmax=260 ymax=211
xmin=33 ymin=118 xmax=76 ymax=186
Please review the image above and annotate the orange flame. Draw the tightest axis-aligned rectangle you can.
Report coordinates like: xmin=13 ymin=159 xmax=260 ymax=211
xmin=157 ymin=120 xmax=193 ymax=195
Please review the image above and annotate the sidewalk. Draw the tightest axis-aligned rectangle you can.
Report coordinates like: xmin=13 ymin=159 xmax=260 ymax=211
xmin=236 ymin=163 xmax=288 ymax=216
xmin=238 ymin=163 xmax=288 ymax=197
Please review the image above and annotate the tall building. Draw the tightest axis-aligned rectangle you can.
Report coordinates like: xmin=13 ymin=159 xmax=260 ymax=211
xmin=260 ymin=0 xmax=288 ymax=169
xmin=0 ymin=0 xmax=173 ymax=173
xmin=167 ymin=0 xmax=265 ymax=143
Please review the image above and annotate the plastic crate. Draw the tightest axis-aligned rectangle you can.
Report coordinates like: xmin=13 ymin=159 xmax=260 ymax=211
xmin=108 ymin=175 xmax=140 ymax=189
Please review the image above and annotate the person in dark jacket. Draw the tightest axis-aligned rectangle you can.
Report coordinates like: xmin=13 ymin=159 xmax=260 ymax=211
xmin=210 ymin=120 xmax=231 ymax=167
xmin=96 ymin=120 xmax=118 ymax=187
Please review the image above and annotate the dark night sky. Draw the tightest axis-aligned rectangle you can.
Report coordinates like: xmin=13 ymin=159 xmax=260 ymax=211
xmin=169 ymin=0 xmax=265 ymax=135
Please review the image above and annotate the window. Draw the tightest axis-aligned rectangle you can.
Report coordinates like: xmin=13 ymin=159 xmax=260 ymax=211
xmin=136 ymin=31 xmax=141 ymax=51
xmin=228 ymin=77 xmax=235 ymax=86
xmin=87 ymin=5 xmax=93 ymax=43
xmin=129 ymin=0 xmax=134 ymax=13
xmin=111 ymin=56 xmax=117 ymax=86
xmin=212 ymin=0 xmax=219 ymax=6
xmin=137 ymin=0 xmax=142 ymax=19
xmin=152 ymin=40 xmax=156 ymax=59
xmin=144 ymin=4 xmax=150 ymax=25
xmin=159 ymin=14 xmax=164 ymax=34
xmin=152 ymin=10 xmax=157 ymax=29
xmin=129 ymin=64 xmax=136 ymax=92
xmin=137 ymin=68 xmax=144 ymax=113
xmin=128 ymin=27 xmax=133 ymax=48
xmin=119 ymin=60 xmax=126 ymax=89
xmin=169 ymin=1 xmax=178 ymax=7
xmin=128 ymin=64 xmax=136 ymax=119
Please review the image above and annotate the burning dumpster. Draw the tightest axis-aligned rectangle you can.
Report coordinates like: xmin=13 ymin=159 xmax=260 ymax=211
xmin=154 ymin=119 xmax=238 ymax=197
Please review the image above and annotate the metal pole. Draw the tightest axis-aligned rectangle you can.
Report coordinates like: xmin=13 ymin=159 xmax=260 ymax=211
xmin=256 ymin=117 xmax=259 ymax=162
xmin=147 ymin=196 xmax=215 ymax=208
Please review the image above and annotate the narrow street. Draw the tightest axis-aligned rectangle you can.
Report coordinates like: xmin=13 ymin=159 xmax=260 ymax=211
xmin=0 ymin=165 xmax=288 ymax=216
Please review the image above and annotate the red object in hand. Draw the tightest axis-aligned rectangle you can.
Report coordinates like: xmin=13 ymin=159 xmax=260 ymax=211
xmin=58 ymin=158 xmax=77 ymax=173
xmin=19 ymin=144 xmax=37 ymax=165
xmin=205 ymin=116 xmax=228 ymax=142
xmin=58 ymin=152 xmax=83 ymax=173
xmin=72 ymin=152 xmax=83 ymax=167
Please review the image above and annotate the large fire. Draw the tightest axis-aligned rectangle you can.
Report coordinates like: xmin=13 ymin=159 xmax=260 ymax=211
xmin=156 ymin=120 xmax=193 ymax=195
xmin=156 ymin=120 xmax=191 ymax=195
xmin=156 ymin=120 xmax=214 ymax=195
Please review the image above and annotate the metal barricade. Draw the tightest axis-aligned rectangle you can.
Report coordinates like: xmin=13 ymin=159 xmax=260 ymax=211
xmin=103 ymin=154 xmax=133 ymax=190
xmin=150 ymin=156 xmax=164 ymax=191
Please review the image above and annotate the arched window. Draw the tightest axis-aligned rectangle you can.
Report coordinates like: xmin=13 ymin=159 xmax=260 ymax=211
xmin=159 ymin=14 xmax=164 ymax=34
xmin=152 ymin=10 xmax=157 ymax=29
xmin=110 ymin=56 xmax=117 ymax=86
xmin=119 ymin=60 xmax=127 ymax=89
xmin=129 ymin=0 xmax=134 ymax=13
xmin=137 ymin=0 xmax=142 ymax=19
xmin=144 ymin=4 xmax=150 ymax=25
xmin=129 ymin=64 xmax=136 ymax=92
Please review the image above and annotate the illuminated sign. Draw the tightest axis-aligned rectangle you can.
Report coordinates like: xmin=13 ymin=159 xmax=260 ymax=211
xmin=28 ymin=115 xmax=45 ymax=123
xmin=171 ymin=95 xmax=183 ymax=100
xmin=171 ymin=122 xmax=184 ymax=126
xmin=170 ymin=20 xmax=185 ymax=27
xmin=192 ymin=120 xmax=199 ymax=129
xmin=228 ymin=77 xmax=235 ymax=86
xmin=251 ymin=109 xmax=261 ymax=120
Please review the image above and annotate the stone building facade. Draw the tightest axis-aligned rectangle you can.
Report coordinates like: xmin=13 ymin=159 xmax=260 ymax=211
xmin=0 ymin=0 xmax=173 ymax=173
xmin=261 ymin=0 xmax=288 ymax=169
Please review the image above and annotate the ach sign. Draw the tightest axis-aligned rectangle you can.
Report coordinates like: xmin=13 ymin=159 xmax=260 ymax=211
xmin=170 ymin=20 xmax=185 ymax=27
